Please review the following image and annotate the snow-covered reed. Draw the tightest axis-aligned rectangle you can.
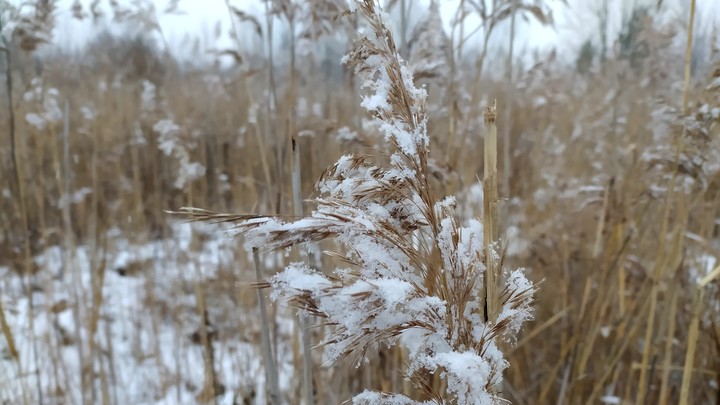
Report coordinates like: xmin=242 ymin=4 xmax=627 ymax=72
xmin=173 ymin=1 xmax=534 ymax=403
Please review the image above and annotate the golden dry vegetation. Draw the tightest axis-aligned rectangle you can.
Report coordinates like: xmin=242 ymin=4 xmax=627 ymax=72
xmin=0 ymin=0 xmax=719 ymax=404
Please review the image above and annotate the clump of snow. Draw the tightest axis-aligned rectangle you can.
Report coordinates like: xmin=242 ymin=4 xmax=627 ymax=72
xmin=247 ymin=102 xmax=259 ymax=125
xmin=57 ymin=187 xmax=93 ymax=209
xmin=152 ymin=118 xmax=206 ymax=189
xmin=141 ymin=80 xmax=157 ymax=114
xmin=336 ymin=126 xmax=360 ymax=142
xmin=23 ymin=78 xmax=63 ymax=130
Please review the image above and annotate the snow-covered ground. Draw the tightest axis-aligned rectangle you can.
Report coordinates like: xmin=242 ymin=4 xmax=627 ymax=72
xmin=0 ymin=222 xmax=295 ymax=405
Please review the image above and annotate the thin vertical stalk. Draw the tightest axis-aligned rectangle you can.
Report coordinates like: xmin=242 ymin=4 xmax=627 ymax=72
xmin=483 ymin=100 xmax=498 ymax=319
xmin=1 ymin=20 xmax=19 ymax=207
xmin=682 ymin=0 xmax=696 ymax=114
xmin=657 ymin=286 xmax=678 ymax=405
xmin=502 ymin=0 xmax=516 ymax=198
xmin=400 ymin=0 xmax=408 ymax=55
xmin=0 ymin=297 xmax=18 ymax=364
xmin=458 ymin=0 xmax=465 ymax=61
xmin=399 ymin=0 xmax=408 ymax=56
xmin=194 ymin=287 xmax=218 ymax=405
xmin=446 ymin=0 xmax=464 ymax=164
xmin=286 ymin=7 xmax=313 ymax=403
xmin=264 ymin=0 xmax=282 ymax=214
xmin=254 ymin=248 xmax=280 ymax=404
xmin=292 ymin=136 xmax=314 ymax=405
xmin=678 ymin=289 xmax=703 ymax=405
xmin=262 ymin=2 xmax=283 ymax=385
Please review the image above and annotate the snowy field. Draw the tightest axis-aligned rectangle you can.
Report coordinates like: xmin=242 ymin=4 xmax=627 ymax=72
xmin=0 ymin=222 xmax=297 ymax=404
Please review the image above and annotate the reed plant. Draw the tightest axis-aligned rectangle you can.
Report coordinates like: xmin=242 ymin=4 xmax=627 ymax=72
xmin=174 ymin=1 xmax=535 ymax=403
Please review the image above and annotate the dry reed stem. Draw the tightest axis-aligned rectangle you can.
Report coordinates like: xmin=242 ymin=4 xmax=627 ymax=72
xmin=682 ymin=0 xmax=696 ymax=113
xmin=678 ymin=289 xmax=703 ymax=405
xmin=657 ymin=285 xmax=679 ymax=405
xmin=502 ymin=0 xmax=516 ymax=199
xmin=290 ymin=136 xmax=315 ymax=405
xmin=253 ymin=248 xmax=281 ymax=404
xmin=0 ymin=300 xmax=19 ymax=363
xmin=483 ymin=99 xmax=498 ymax=319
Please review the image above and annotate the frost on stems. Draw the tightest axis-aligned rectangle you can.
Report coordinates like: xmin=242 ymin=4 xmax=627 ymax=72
xmin=171 ymin=1 xmax=534 ymax=403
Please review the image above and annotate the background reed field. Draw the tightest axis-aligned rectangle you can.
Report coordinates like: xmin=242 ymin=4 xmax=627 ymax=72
xmin=0 ymin=0 xmax=719 ymax=404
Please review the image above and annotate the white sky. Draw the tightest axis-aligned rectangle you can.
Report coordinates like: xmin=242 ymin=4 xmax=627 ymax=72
xmin=47 ymin=0 xmax=558 ymax=54
xmin=10 ymin=0 xmax=720 ymax=66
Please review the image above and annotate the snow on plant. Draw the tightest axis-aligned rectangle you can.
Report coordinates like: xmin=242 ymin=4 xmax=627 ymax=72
xmin=23 ymin=78 xmax=63 ymax=130
xmin=140 ymin=79 xmax=205 ymax=189
xmin=173 ymin=1 xmax=534 ymax=403
xmin=153 ymin=118 xmax=205 ymax=189
xmin=77 ymin=105 xmax=96 ymax=135
xmin=335 ymin=126 xmax=360 ymax=143
xmin=0 ymin=0 xmax=55 ymax=52
xmin=140 ymin=79 xmax=157 ymax=115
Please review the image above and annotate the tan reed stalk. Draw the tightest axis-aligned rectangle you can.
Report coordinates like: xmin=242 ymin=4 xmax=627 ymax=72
xmin=291 ymin=135 xmax=315 ymax=405
xmin=282 ymin=6 xmax=315 ymax=401
xmin=483 ymin=100 xmax=499 ymax=318
xmin=194 ymin=285 xmax=218 ymax=405
xmin=657 ymin=285 xmax=678 ymax=405
xmin=678 ymin=289 xmax=703 ymax=405
xmin=0 ymin=299 xmax=19 ymax=364
xmin=682 ymin=0 xmax=696 ymax=114
xmin=263 ymin=0 xmax=283 ymax=215
xmin=446 ymin=0 xmax=463 ymax=165
xmin=253 ymin=248 xmax=281 ymax=404
xmin=0 ymin=17 xmax=24 ymax=402
xmin=502 ymin=0 xmax=516 ymax=199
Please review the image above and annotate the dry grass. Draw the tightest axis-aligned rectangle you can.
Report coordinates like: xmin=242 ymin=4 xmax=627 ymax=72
xmin=1 ymin=0 xmax=719 ymax=404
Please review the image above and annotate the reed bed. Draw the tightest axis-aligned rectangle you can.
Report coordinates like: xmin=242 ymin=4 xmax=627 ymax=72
xmin=0 ymin=0 xmax=719 ymax=404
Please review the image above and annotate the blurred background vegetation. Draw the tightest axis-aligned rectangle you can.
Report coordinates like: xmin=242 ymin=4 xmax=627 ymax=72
xmin=0 ymin=0 xmax=719 ymax=404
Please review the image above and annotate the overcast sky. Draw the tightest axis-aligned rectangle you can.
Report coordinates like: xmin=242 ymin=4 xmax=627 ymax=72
xmin=9 ymin=0 xmax=720 ymax=66
xmin=47 ymin=0 xmax=557 ymax=55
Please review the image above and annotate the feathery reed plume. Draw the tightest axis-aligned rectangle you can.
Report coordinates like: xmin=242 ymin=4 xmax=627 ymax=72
xmin=171 ymin=1 xmax=534 ymax=403
xmin=407 ymin=1 xmax=450 ymax=83
xmin=9 ymin=0 xmax=57 ymax=52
